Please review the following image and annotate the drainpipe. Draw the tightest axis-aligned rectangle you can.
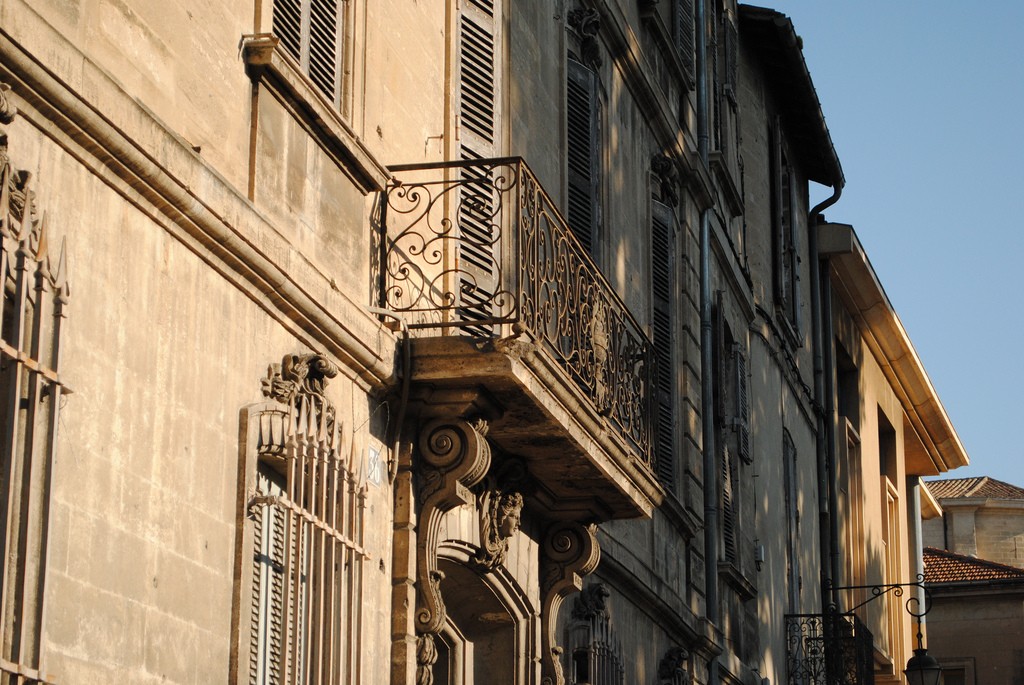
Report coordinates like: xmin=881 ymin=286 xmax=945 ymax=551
xmin=807 ymin=187 xmax=842 ymax=612
xmin=696 ymin=2 xmax=718 ymax=684
xmin=908 ymin=476 xmax=926 ymax=618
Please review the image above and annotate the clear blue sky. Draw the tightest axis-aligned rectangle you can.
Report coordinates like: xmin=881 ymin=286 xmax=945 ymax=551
xmin=766 ymin=2 xmax=1024 ymax=486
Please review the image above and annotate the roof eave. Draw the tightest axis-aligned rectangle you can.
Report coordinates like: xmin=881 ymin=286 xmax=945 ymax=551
xmin=738 ymin=4 xmax=844 ymax=188
xmin=821 ymin=223 xmax=969 ymax=476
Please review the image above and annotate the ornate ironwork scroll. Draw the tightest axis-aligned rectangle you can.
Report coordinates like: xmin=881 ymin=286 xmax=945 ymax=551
xmin=379 ymin=157 xmax=655 ymax=466
xmin=785 ymin=613 xmax=874 ymax=685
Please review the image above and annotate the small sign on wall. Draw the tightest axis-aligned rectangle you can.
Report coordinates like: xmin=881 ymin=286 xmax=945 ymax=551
xmin=367 ymin=443 xmax=384 ymax=487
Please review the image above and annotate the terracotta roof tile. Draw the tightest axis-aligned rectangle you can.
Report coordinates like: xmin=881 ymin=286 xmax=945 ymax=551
xmin=924 ymin=476 xmax=1024 ymax=501
xmin=923 ymin=547 xmax=1024 ymax=584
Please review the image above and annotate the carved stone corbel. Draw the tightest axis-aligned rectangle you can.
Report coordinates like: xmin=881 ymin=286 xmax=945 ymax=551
xmin=568 ymin=8 xmax=602 ymax=69
xmin=540 ymin=522 xmax=600 ymax=685
xmin=652 ymin=153 xmax=680 ymax=207
xmin=415 ymin=417 xmax=492 ymax=638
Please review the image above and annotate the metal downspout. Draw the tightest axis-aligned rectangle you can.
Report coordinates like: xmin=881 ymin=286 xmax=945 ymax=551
xmin=696 ymin=2 xmax=718 ymax=684
xmin=808 ymin=187 xmax=842 ymax=611
xmin=909 ymin=476 xmax=926 ymax=612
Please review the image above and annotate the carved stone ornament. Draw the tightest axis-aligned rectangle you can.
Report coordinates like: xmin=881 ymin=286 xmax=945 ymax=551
xmin=568 ymin=7 xmax=602 ymax=69
xmin=261 ymin=352 xmax=340 ymax=406
xmin=469 ymin=459 xmax=528 ymax=572
xmin=659 ymin=646 xmax=692 ymax=685
xmin=652 ymin=153 xmax=680 ymax=207
xmin=0 ymin=82 xmax=43 ymax=251
xmin=0 ymin=83 xmax=17 ymax=124
xmin=470 ymin=488 xmax=524 ymax=571
xmin=571 ymin=582 xmax=610 ymax=621
xmin=416 ymin=634 xmax=438 ymax=685
xmin=415 ymin=418 xmax=492 ymax=639
xmin=540 ymin=522 xmax=600 ymax=685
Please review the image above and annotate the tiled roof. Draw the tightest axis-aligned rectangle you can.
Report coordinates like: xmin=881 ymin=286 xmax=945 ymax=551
xmin=924 ymin=476 xmax=1024 ymax=501
xmin=924 ymin=547 xmax=1024 ymax=584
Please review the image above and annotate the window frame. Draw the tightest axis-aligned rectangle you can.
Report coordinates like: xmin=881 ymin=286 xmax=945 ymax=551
xmin=242 ymin=0 xmax=388 ymax=194
xmin=0 ymin=111 xmax=68 ymax=685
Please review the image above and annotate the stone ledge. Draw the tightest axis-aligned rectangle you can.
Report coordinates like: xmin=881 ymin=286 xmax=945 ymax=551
xmin=241 ymin=34 xmax=389 ymax=194
xmin=0 ymin=24 xmax=395 ymax=391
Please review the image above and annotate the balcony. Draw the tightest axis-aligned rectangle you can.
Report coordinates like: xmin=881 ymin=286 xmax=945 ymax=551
xmin=375 ymin=157 xmax=662 ymax=519
xmin=785 ymin=613 xmax=875 ymax=685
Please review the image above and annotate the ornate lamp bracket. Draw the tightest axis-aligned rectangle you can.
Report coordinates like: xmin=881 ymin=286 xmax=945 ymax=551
xmin=827 ymin=575 xmax=931 ymax=618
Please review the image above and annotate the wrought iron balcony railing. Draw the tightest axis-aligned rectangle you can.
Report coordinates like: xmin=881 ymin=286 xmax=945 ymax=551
xmin=375 ymin=157 xmax=655 ymax=464
xmin=785 ymin=612 xmax=875 ymax=685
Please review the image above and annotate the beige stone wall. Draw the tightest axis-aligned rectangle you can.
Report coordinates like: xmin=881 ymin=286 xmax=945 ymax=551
xmin=928 ymin=503 xmax=1024 ymax=568
xmin=0 ymin=0 xmax=399 ymax=681
xmin=928 ymin=590 xmax=1024 ymax=685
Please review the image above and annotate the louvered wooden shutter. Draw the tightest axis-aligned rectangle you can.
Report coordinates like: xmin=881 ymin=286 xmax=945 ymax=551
xmin=721 ymin=445 xmax=737 ymax=563
xmin=675 ymin=0 xmax=696 ymax=84
xmin=732 ymin=344 xmax=750 ymax=463
xmin=723 ymin=17 xmax=738 ymax=98
xmin=457 ymin=0 xmax=500 ymax=334
xmin=711 ymin=8 xmax=722 ymax=151
xmin=712 ymin=291 xmax=726 ymax=428
xmin=272 ymin=0 xmax=343 ymax=107
xmin=251 ymin=471 xmax=288 ymax=685
xmin=652 ymin=200 xmax=675 ymax=489
xmin=567 ymin=56 xmax=599 ymax=256
xmin=771 ymin=117 xmax=786 ymax=309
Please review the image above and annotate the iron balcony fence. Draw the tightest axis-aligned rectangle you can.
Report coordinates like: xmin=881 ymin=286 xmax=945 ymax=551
xmin=785 ymin=612 xmax=875 ymax=685
xmin=375 ymin=157 xmax=655 ymax=464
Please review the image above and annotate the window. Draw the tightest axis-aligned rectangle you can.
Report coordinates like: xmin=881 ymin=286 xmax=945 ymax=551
xmin=674 ymin=0 xmax=696 ymax=85
xmin=0 ymin=115 xmax=68 ymax=685
xmin=455 ymin=0 xmax=502 ymax=334
xmin=771 ymin=117 xmax=801 ymax=337
xmin=566 ymin=55 xmax=600 ymax=256
xmin=239 ymin=354 xmax=367 ymax=685
xmin=567 ymin=584 xmax=625 ymax=685
xmin=651 ymin=199 xmax=676 ymax=490
xmin=712 ymin=292 xmax=750 ymax=565
xmin=783 ymin=431 xmax=801 ymax=611
xmin=272 ymin=0 xmax=348 ymax=111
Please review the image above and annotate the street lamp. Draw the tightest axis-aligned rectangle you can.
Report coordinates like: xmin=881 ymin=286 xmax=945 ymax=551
xmin=829 ymin=577 xmax=943 ymax=685
xmin=903 ymin=613 xmax=943 ymax=685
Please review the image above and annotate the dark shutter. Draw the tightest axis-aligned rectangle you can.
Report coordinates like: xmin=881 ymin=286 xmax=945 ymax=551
xmin=721 ymin=445 xmax=737 ymax=563
xmin=273 ymin=0 xmax=302 ymax=62
xmin=723 ymin=17 xmax=738 ymax=98
xmin=460 ymin=5 xmax=496 ymax=146
xmin=675 ymin=0 xmax=696 ymax=84
xmin=567 ymin=56 xmax=599 ymax=256
xmin=457 ymin=0 xmax=499 ymax=334
xmin=652 ymin=200 xmax=675 ymax=489
xmin=771 ymin=117 xmax=786 ymax=308
xmin=732 ymin=344 xmax=751 ymax=463
xmin=308 ymin=0 xmax=340 ymax=103
xmin=272 ymin=0 xmax=343 ymax=107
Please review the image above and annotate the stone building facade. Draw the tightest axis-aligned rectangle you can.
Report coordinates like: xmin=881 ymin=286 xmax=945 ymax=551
xmin=924 ymin=477 xmax=1024 ymax=568
xmin=0 ymin=1 xmax=966 ymax=685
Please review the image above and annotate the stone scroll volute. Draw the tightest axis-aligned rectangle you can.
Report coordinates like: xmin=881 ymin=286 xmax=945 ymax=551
xmin=414 ymin=417 xmax=492 ymax=637
xmin=540 ymin=521 xmax=600 ymax=685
